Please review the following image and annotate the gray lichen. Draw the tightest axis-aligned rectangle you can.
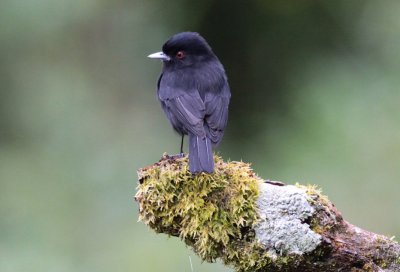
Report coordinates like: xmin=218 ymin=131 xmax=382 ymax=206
xmin=255 ymin=183 xmax=322 ymax=258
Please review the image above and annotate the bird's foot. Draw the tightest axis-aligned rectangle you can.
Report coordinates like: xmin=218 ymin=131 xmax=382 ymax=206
xmin=161 ymin=153 xmax=186 ymax=160
xmin=175 ymin=152 xmax=186 ymax=158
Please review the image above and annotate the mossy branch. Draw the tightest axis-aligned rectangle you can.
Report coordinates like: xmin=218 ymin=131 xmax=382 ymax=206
xmin=134 ymin=154 xmax=400 ymax=272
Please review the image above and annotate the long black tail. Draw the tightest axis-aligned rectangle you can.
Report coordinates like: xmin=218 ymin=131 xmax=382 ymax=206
xmin=188 ymin=134 xmax=214 ymax=173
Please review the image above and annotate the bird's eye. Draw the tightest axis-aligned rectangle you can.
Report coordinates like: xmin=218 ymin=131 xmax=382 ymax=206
xmin=176 ymin=51 xmax=185 ymax=59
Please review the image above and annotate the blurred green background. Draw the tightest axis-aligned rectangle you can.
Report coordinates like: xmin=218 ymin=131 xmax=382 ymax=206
xmin=1 ymin=1 xmax=399 ymax=271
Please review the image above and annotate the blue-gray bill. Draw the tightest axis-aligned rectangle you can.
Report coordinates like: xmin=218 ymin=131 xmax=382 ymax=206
xmin=148 ymin=32 xmax=231 ymax=173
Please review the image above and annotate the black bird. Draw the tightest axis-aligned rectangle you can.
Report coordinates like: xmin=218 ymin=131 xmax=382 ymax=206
xmin=148 ymin=32 xmax=231 ymax=173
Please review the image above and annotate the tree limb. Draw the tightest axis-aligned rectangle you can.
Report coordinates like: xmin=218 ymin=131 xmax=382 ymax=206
xmin=134 ymin=154 xmax=400 ymax=272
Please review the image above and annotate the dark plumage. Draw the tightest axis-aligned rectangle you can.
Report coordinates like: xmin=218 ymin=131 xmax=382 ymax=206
xmin=148 ymin=32 xmax=231 ymax=173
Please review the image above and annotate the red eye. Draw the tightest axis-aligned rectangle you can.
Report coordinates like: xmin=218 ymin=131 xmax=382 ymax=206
xmin=176 ymin=51 xmax=185 ymax=59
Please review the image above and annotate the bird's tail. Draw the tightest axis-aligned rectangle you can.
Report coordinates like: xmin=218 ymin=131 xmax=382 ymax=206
xmin=189 ymin=134 xmax=214 ymax=173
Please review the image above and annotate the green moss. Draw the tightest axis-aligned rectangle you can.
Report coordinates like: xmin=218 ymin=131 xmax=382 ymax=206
xmin=135 ymin=154 xmax=271 ymax=271
xmin=297 ymin=183 xmax=330 ymax=206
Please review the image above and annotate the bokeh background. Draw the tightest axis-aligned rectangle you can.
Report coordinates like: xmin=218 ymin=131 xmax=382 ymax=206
xmin=1 ymin=1 xmax=399 ymax=271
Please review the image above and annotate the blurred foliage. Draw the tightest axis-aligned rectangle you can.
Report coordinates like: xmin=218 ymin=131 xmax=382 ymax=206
xmin=0 ymin=0 xmax=399 ymax=271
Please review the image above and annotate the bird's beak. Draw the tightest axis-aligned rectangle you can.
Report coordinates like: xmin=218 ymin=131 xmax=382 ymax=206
xmin=147 ymin=51 xmax=170 ymax=61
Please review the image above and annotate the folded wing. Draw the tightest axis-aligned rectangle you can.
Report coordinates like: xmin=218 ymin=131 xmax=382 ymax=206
xmin=204 ymin=81 xmax=231 ymax=145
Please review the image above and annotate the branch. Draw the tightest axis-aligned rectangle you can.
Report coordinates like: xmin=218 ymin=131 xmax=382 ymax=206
xmin=134 ymin=154 xmax=400 ymax=272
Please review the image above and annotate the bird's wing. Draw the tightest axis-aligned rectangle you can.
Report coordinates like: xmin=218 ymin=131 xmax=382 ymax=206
xmin=159 ymin=83 xmax=206 ymax=137
xmin=204 ymin=81 xmax=231 ymax=145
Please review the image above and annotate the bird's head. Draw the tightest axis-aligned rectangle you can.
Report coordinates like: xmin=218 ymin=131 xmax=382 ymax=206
xmin=148 ymin=32 xmax=215 ymax=68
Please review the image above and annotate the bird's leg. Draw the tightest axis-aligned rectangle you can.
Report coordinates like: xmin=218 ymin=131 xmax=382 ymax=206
xmin=180 ymin=134 xmax=184 ymax=154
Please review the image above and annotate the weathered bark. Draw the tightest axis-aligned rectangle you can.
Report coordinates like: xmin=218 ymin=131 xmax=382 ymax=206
xmin=134 ymin=154 xmax=400 ymax=272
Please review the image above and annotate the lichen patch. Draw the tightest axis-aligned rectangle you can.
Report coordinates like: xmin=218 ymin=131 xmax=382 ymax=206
xmin=255 ymin=183 xmax=321 ymax=257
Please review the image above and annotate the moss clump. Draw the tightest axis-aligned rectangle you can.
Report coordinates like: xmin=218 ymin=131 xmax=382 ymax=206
xmin=299 ymin=184 xmax=330 ymax=207
xmin=135 ymin=154 xmax=268 ymax=270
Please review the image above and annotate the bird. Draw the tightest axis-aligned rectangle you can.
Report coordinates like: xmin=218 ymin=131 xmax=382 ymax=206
xmin=148 ymin=32 xmax=231 ymax=173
